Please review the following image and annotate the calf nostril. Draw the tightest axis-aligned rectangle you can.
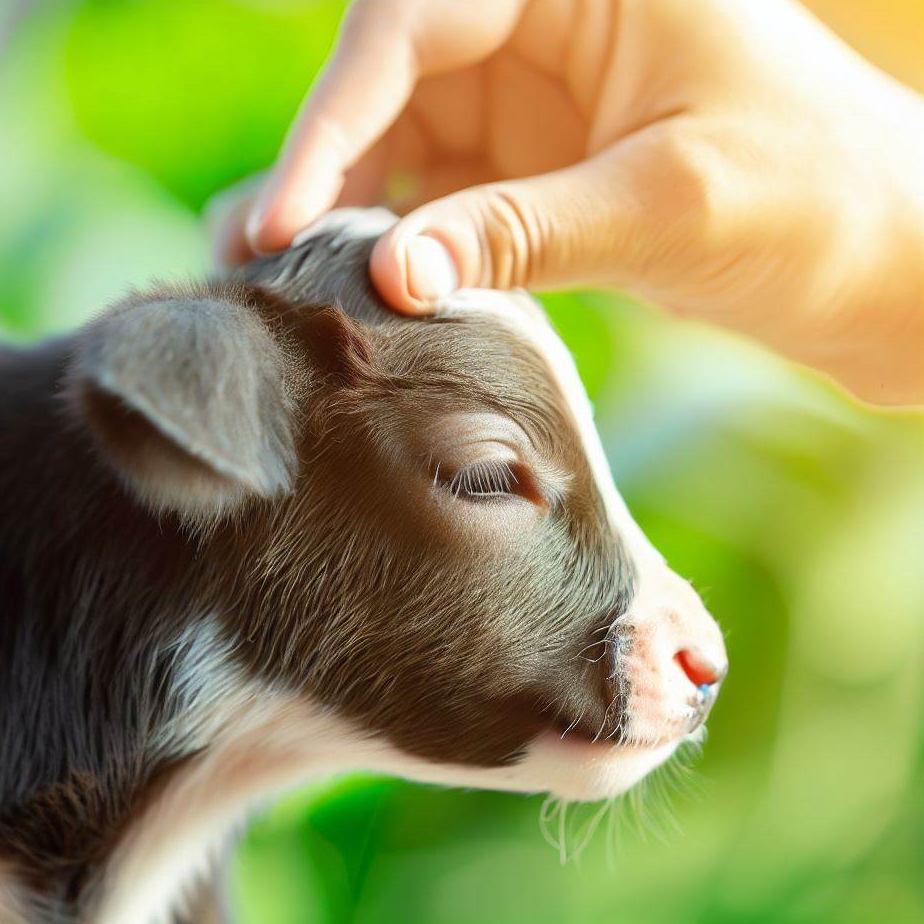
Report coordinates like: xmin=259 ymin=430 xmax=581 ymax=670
xmin=675 ymin=648 xmax=726 ymax=688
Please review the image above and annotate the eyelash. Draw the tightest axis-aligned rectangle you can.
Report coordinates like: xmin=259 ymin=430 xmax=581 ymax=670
xmin=436 ymin=459 xmax=520 ymax=501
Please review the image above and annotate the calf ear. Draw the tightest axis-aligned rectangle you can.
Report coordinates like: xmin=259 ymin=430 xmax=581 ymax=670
xmin=68 ymin=287 xmax=298 ymax=520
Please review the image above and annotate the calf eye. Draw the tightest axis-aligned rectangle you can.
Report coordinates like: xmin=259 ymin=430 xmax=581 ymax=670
xmin=438 ymin=459 xmax=521 ymax=502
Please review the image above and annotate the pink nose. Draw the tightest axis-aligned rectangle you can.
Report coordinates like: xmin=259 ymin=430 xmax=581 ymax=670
xmin=675 ymin=647 xmax=727 ymax=688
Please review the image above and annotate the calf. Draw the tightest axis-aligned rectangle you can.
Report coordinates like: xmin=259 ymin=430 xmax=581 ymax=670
xmin=0 ymin=209 xmax=726 ymax=923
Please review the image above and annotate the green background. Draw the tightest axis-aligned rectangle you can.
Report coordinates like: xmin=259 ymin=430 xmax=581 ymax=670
xmin=2 ymin=2 xmax=922 ymax=922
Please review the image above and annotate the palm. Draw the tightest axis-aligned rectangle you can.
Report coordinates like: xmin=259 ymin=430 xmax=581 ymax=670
xmin=337 ymin=3 xmax=613 ymax=214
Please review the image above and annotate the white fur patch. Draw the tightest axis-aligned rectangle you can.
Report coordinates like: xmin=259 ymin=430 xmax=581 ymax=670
xmin=91 ymin=620 xmax=259 ymax=924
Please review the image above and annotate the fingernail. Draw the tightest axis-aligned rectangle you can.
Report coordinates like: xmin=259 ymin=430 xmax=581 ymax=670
xmin=404 ymin=235 xmax=459 ymax=304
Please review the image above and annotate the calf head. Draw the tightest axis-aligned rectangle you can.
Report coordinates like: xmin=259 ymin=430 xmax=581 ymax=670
xmin=70 ymin=209 xmax=727 ymax=802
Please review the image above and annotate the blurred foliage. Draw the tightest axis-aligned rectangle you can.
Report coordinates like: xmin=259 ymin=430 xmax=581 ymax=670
xmin=65 ymin=0 xmax=344 ymax=209
xmin=2 ymin=1 xmax=923 ymax=922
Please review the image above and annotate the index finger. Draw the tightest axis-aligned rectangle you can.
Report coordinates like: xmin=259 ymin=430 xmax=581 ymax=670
xmin=245 ymin=4 xmax=418 ymax=253
xmin=246 ymin=0 xmax=526 ymax=254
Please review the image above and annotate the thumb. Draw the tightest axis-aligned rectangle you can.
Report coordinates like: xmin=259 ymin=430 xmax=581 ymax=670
xmin=369 ymin=145 xmax=660 ymax=314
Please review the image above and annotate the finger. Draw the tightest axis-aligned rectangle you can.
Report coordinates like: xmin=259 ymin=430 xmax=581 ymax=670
xmin=247 ymin=0 xmax=526 ymax=254
xmin=205 ymin=174 xmax=265 ymax=267
xmin=334 ymin=136 xmax=391 ymax=208
xmin=369 ymin=122 xmax=702 ymax=314
xmin=245 ymin=3 xmax=419 ymax=253
xmin=386 ymin=160 xmax=498 ymax=215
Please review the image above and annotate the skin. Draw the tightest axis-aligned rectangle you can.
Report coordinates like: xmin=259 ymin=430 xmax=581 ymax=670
xmin=215 ymin=0 xmax=924 ymax=407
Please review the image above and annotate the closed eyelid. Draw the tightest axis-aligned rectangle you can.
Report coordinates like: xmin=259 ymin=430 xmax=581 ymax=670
xmin=441 ymin=459 xmax=520 ymax=500
xmin=425 ymin=452 xmax=568 ymax=511
xmin=413 ymin=411 xmax=571 ymax=507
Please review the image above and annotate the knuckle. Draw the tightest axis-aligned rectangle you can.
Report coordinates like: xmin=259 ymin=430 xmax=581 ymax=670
xmin=656 ymin=127 xmax=732 ymax=225
xmin=472 ymin=186 xmax=544 ymax=289
xmin=617 ymin=122 xmax=743 ymax=282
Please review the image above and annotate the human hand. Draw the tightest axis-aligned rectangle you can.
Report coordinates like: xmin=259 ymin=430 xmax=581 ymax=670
xmin=216 ymin=0 xmax=924 ymax=405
